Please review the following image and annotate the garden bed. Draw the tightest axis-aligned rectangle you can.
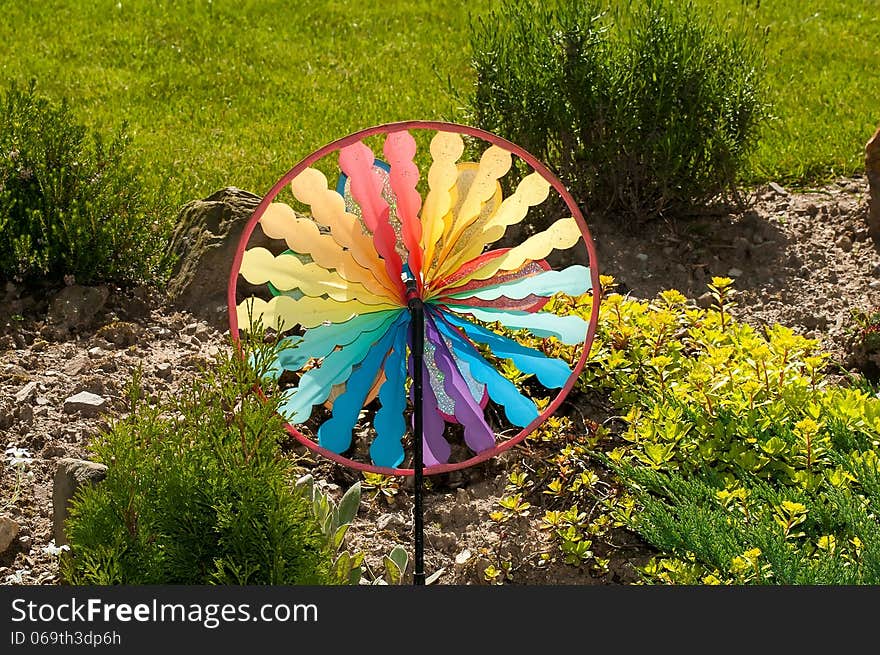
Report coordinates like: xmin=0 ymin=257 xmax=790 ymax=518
xmin=2 ymin=176 xmax=877 ymax=585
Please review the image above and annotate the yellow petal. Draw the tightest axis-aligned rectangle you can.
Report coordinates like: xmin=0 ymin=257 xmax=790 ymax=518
xmin=237 ymin=295 xmax=398 ymax=331
xmin=259 ymin=202 xmax=399 ymax=301
xmin=439 ymin=217 xmax=581 ymax=292
xmin=420 ymin=131 xmax=464 ymax=272
xmin=434 ymin=172 xmax=550 ymax=280
xmin=431 ymin=146 xmax=512 ymax=275
xmin=289 ymin=167 xmax=395 ymax=290
xmin=240 ymin=247 xmax=392 ymax=304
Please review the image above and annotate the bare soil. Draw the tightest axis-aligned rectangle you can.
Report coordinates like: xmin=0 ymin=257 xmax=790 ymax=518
xmin=1 ymin=177 xmax=877 ymax=585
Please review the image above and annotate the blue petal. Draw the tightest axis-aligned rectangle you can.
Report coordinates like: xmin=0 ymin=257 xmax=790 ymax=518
xmin=441 ymin=312 xmax=573 ymax=388
xmin=433 ymin=310 xmax=539 ymax=427
xmin=317 ymin=321 xmax=406 ymax=455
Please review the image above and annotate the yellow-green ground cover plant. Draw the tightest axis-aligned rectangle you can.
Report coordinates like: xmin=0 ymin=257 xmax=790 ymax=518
xmin=492 ymin=278 xmax=880 ymax=584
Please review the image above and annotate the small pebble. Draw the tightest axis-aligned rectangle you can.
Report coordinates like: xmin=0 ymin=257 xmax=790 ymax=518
xmin=769 ymin=181 xmax=788 ymax=196
xmin=155 ymin=362 xmax=173 ymax=379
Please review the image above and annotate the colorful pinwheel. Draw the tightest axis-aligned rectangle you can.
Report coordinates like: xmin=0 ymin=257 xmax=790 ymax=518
xmin=228 ymin=122 xmax=599 ymax=475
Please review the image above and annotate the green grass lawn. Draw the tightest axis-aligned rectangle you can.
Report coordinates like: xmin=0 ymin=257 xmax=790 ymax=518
xmin=0 ymin=0 xmax=877 ymax=206
xmin=723 ymin=0 xmax=880 ymax=185
xmin=0 ymin=0 xmax=490 ymax=205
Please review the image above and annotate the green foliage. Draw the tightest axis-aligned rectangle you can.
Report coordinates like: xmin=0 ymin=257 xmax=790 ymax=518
xmin=578 ymin=280 xmax=880 ymax=584
xmin=361 ymin=472 xmax=401 ymax=505
xmin=64 ymin=335 xmax=332 ymax=585
xmin=847 ymin=306 xmax=880 ymax=381
xmin=0 ymin=1 xmax=875 ymax=198
xmin=0 ymin=0 xmax=492 ymax=209
xmin=462 ymin=0 xmax=769 ymax=220
xmin=0 ymin=81 xmax=171 ymax=286
xmin=295 ymin=474 xmax=365 ymax=585
xmin=382 ymin=545 xmax=409 ymax=585
xmin=490 ymin=277 xmax=880 ymax=584
xmin=295 ymin=473 xmax=410 ymax=585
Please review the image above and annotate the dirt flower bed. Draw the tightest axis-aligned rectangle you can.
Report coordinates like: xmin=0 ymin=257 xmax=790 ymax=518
xmin=1 ymin=177 xmax=878 ymax=585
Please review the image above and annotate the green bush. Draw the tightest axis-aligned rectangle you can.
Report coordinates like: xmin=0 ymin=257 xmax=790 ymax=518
xmin=0 ymin=80 xmax=171 ymax=286
xmin=462 ymin=0 xmax=769 ymax=221
xmin=64 ymin=335 xmax=333 ymax=585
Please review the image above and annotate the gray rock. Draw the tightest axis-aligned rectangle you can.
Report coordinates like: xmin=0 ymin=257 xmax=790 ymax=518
xmin=62 ymin=391 xmax=108 ymax=417
xmin=0 ymin=515 xmax=20 ymax=554
xmin=802 ymin=313 xmax=827 ymax=330
xmin=53 ymin=458 xmax=109 ymax=546
xmin=836 ymin=235 xmax=853 ymax=252
xmin=696 ymin=292 xmax=715 ymax=309
xmin=117 ymin=286 xmax=153 ymax=321
xmin=866 ymin=124 xmax=880 ymax=244
xmin=769 ymin=181 xmax=789 ymax=196
xmin=155 ymin=362 xmax=173 ymax=380
xmin=376 ymin=513 xmax=407 ymax=531
xmin=166 ymin=187 xmax=272 ymax=327
xmin=47 ymin=285 xmax=109 ymax=332
xmin=727 ymin=268 xmax=744 ymax=278
xmin=97 ymin=321 xmax=138 ymax=348
xmin=14 ymin=381 xmax=37 ymax=404
xmin=63 ymin=354 xmax=90 ymax=377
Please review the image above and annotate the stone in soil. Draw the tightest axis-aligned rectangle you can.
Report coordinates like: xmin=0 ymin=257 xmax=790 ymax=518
xmin=768 ymin=181 xmax=788 ymax=196
xmin=96 ymin=321 xmax=139 ymax=348
xmin=53 ymin=458 xmax=109 ymax=546
xmin=63 ymin=354 xmax=90 ymax=377
xmin=0 ymin=515 xmax=20 ymax=554
xmin=166 ymin=187 xmax=268 ymax=327
xmin=155 ymin=362 xmax=173 ymax=379
xmin=47 ymin=285 xmax=109 ymax=332
xmin=62 ymin=391 xmax=108 ymax=417
xmin=14 ymin=380 xmax=38 ymax=404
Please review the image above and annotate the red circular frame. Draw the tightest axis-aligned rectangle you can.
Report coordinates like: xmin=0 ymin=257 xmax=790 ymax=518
xmin=228 ymin=120 xmax=601 ymax=476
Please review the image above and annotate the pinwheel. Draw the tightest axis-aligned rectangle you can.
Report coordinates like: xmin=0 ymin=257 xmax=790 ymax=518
xmin=228 ymin=121 xmax=600 ymax=582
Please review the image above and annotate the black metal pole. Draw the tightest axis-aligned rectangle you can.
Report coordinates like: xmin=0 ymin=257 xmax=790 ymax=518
xmin=406 ymin=279 xmax=426 ymax=586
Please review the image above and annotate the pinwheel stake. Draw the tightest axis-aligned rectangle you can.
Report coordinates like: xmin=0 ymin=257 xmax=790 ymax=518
xmin=406 ymin=277 xmax=426 ymax=585
xmin=228 ymin=121 xmax=600 ymax=586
